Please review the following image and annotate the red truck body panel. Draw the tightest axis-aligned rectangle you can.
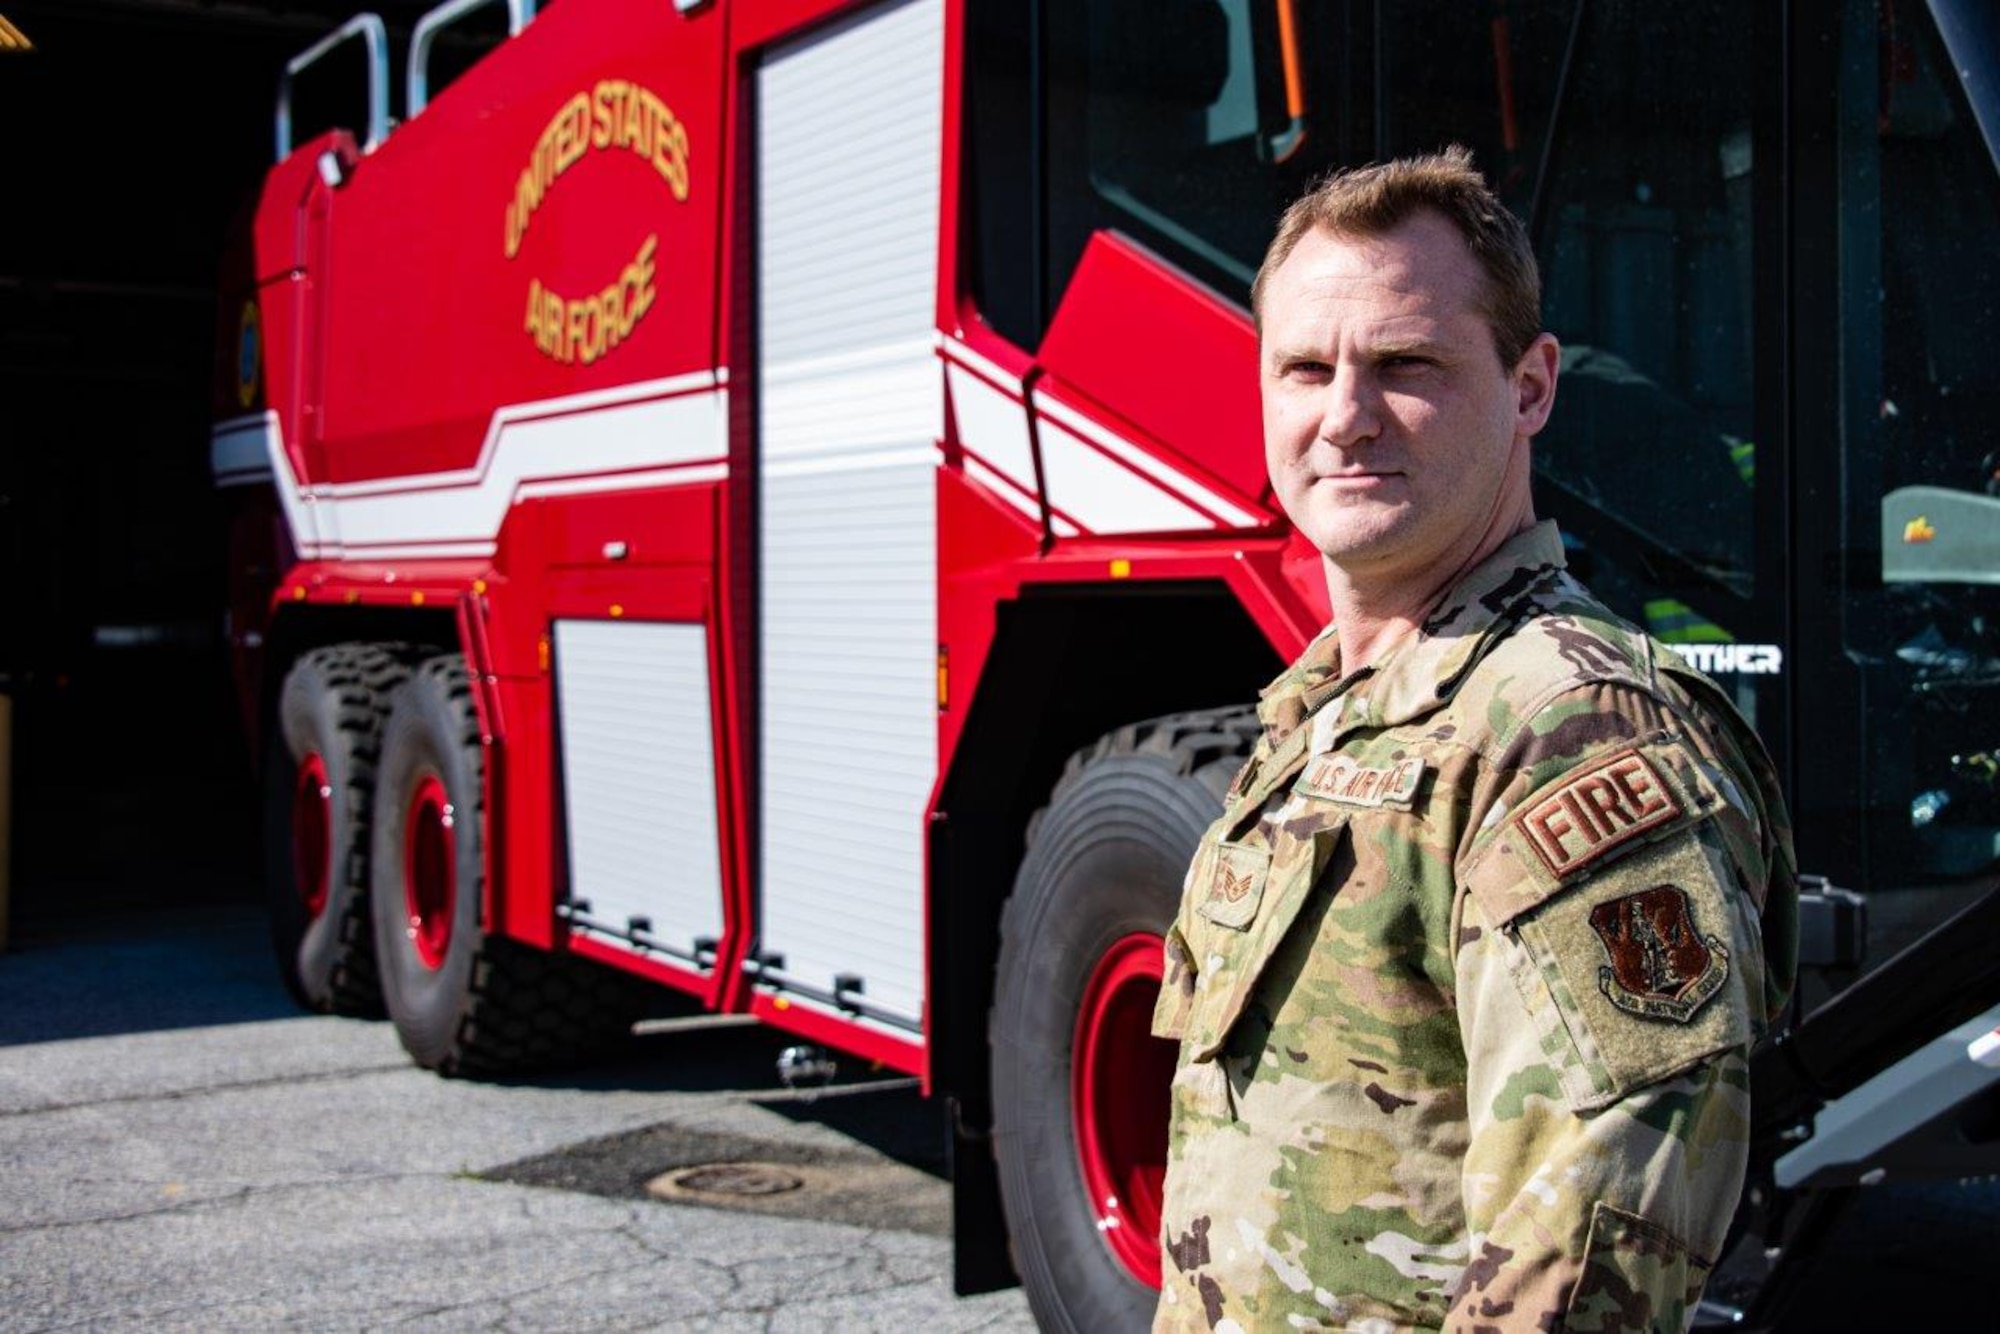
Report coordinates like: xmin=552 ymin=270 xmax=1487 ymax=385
xmin=223 ymin=0 xmax=1327 ymax=1082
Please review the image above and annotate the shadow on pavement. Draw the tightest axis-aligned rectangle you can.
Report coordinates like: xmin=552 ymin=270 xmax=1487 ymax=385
xmin=498 ymin=1022 xmax=803 ymax=1097
xmin=2 ymin=647 xmax=276 ymax=1047
xmin=758 ymin=1079 xmax=950 ymax=1178
xmin=0 ymin=905 xmax=302 ymax=1046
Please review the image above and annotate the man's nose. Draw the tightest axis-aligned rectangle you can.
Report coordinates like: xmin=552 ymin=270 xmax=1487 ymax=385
xmin=1315 ymin=366 xmax=1380 ymax=451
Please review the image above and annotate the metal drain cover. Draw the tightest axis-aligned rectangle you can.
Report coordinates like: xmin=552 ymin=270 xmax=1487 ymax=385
xmin=648 ymin=1162 xmax=805 ymax=1199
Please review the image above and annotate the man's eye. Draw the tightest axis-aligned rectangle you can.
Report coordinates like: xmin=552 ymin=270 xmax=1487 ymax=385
xmin=1286 ymin=361 xmax=1332 ymax=379
xmin=1382 ymin=355 xmax=1430 ymax=371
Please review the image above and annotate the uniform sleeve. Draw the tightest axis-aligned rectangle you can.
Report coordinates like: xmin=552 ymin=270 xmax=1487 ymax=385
xmin=1445 ymin=684 xmax=1777 ymax=1331
xmin=1152 ymin=914 xmax=1199 ymax=1040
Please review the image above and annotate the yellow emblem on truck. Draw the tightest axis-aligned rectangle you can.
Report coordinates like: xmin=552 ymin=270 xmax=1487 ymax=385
xmin=505 ymin=80 xmax=689 ymax=366
xmin=237 ymin=300 xmax=262 ymax=408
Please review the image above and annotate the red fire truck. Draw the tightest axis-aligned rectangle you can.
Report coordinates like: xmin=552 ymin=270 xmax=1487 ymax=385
xmin=213 ymin=0 xmax=2000 ymax=1326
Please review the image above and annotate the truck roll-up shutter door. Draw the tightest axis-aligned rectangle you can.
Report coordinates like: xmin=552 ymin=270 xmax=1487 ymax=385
xmin=752 ymin=0 xmax=944 ymax=1036
xmin=554 ymin=619 xmax=727 ymax=971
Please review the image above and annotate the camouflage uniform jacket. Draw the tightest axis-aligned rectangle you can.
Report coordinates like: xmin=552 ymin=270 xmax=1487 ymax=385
xmin=1152 ymin=522 xmax=1798 ymax=1333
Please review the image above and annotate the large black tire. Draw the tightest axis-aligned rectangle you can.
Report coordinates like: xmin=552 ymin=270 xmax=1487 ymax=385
xmin=992 ymin=707 xmax=1260 ymax=1333
xmin=262 ymin=643 xmax=415 ymax=1014
xmin=370 ymin=654 xmax=646 ymax=1076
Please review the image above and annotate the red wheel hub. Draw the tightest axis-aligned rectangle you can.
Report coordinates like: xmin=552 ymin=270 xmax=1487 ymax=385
xmin=402 ymin=774 xmax=456 ymax=970
xmin=290 ymin=753 xmax=332 ymax=918
xmin=1072 ymin=932 xmax=1177 ymax=1287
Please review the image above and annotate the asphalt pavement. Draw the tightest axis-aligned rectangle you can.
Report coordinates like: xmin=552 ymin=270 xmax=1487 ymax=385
xmin=0 ymin=905 xmax=1035 ymax=1332
xmin=3 ymin=900 xmax=1995 ymax=1331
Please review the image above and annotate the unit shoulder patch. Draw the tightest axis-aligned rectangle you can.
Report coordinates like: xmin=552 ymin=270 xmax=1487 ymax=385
xmin=1588 ymin=884 xmax=1730 ymax=1023
xmin=1501 ymin=829 xmax=1753 ymax=1109
xmin=1512 ymin=748 xmax=1683 ymax=879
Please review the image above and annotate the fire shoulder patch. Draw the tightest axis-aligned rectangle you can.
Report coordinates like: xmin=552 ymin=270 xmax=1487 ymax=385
xmin=1462 ymin=738 xmax=1755 ymax=1109
xmin=1514 ymin=748 xmax=1683 ymax=879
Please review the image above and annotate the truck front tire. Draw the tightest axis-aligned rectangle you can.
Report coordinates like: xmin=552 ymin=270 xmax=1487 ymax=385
xmin=991 ymin=709 xmax=1258 ymax=1332
xmin=263 ymin=643 xmax=413 ymax=1014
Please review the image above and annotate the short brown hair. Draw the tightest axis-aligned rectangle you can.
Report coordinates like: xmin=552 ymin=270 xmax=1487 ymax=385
xmin=1251 ymin=146 xmax=1543 ymax=370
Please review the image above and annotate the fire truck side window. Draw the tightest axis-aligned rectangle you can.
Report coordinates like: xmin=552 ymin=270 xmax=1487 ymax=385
xmin=1377 ymin=0 xmax=1577 ymax=216
xmin=1038 ymin=0 xmax=1348 ymax=320
xmin=1519 ymin=1 xmax=1761 ymax=631
xmin=964 ymin=0 xmax=1040 ymax=348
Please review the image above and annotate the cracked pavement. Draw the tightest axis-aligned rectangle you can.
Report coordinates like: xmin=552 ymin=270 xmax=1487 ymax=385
xmin=0 ymin=906 xmax=1035 ymax=1332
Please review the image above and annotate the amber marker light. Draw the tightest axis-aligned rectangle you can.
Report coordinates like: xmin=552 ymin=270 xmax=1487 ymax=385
xmin=1109 ymin=558 xmax=1132 ymax=579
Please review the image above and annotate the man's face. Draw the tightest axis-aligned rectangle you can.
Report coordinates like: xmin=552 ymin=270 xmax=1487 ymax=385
xmin=1260 ymin=211 xmax=1553 ymax=592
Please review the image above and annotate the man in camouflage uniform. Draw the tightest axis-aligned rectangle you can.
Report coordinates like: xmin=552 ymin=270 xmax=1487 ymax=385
xmin=1151 ymin=148 xmax=1797 ymax=1332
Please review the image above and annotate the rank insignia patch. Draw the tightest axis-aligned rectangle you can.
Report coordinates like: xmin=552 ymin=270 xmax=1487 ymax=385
xmin=1589 ymin=885 xmax=1729 ymax=1022
xmin=1515 ymin=749 xmax=1683 ymax=878
xmin=1216 ymin=864 xmax=1255 ymax=903
xmin=1199 ymin=842 xmax=1269 ymax=929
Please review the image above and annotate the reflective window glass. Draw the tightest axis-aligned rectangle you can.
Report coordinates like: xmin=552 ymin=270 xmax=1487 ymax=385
xmin=1524 ymin=1 xmax=1764 ymax=712
xmin=1840 ymin=1 xmax=2000 ymax=885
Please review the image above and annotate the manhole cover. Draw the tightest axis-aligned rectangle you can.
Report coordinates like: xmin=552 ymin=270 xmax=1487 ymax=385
xmin=648 ymin=1162 xmax=805 ymax=1199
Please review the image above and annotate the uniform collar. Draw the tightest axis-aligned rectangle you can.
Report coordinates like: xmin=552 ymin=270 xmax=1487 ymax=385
xmin=1258 ymin=521 xmax=1568 ymax=747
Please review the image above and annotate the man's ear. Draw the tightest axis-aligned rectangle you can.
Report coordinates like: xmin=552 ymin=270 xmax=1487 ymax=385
xmin=1512 ymin=333 xmax=1560 ymax=438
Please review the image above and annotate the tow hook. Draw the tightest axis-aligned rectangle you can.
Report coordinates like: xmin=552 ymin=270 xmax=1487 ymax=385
xmin=777 ymin=1044 xmax=837 ymax=1099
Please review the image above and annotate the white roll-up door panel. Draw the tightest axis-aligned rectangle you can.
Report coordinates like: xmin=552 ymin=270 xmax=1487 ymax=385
xmin=555 ymin=619 xmax=725 ymax=968
xmin=755 ymin=0 xmax=943 ymax=1033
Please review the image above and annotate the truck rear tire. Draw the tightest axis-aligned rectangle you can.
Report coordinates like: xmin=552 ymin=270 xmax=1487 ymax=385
xmin=263 ymin=643 xmax=414 ymax=1014
xmin=991 ymin=708 xmax=1259 ymax=1332
xmin=370 ymin=653 xmax=645 ymax=1076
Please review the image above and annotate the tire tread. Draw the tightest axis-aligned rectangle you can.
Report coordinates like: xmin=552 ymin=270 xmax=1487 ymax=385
xmin=384 ymin=655 xmax=647 ymax=1078
xmin=990 ymin=705 xmax=1261 ymax=1331
xmin=271 ymin=641 xmax=423 ymax=1014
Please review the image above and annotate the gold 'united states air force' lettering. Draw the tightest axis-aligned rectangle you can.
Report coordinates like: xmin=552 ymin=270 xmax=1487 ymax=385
xmin=504 ymin=80 xmax=689 ymax=366
xmin=523 ymin=236 xmax=657 ymax=367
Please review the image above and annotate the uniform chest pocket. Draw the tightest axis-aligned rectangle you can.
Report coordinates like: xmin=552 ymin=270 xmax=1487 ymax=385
xmin=1196 ymin=840 xmax=1270 ymax=930
xmin=1184 ymin=822 xmax=1346 ymax=1064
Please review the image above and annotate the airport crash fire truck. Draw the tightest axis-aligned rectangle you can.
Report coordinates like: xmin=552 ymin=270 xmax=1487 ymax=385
xmin=212 ymin=0 xmax=2000 ymax=1325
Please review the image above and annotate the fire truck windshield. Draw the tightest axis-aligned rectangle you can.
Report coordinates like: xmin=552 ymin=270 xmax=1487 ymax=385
xmin=1839 ymin=0 xmax=2000 ymax=887
xmin=983 ymin=0 xmax=2000 ymax=891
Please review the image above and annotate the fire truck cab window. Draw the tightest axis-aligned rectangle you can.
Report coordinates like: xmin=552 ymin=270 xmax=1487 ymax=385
xmin=1043 ymin=0 xmax=1348 ymax=312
